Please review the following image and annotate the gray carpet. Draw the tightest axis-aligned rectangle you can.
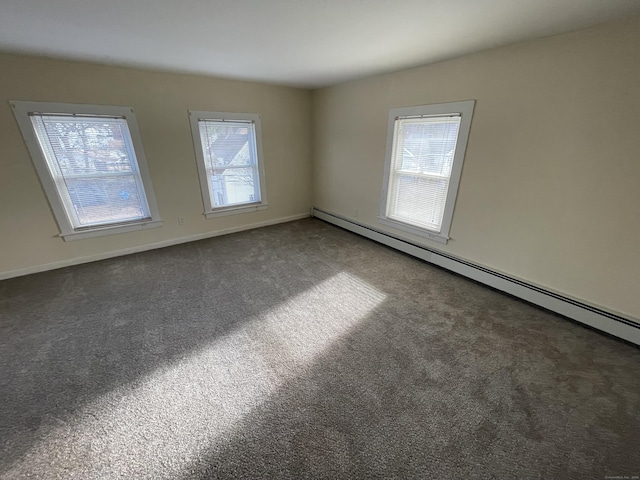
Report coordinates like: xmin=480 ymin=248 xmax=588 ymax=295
xmin=1 ymin=218 xmax=639 ymax=479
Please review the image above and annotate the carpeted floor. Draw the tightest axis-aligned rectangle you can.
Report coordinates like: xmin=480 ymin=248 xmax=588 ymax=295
xmin=1 ymin=218 xmax=639 ymax=479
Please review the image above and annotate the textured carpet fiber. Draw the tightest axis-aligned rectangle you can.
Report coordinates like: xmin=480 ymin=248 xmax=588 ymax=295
xmin=1 ymin=218 xmax=639 ymax=479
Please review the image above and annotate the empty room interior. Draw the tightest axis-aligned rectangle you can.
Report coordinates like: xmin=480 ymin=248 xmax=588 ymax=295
xmin=1 ymin=1 xmax=640 ymax=478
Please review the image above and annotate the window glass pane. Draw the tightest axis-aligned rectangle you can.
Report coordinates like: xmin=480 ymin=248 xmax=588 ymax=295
xmin=198 ymin=122 xmax=255 ymax=167
xmin=198 ymin=119 xmax=261 ymax=208
xmin=209 ymin=167 xmax=258 ymax=207
xmin=38 ymin=116 xmax=135 ymax=176
xmin=396 ymin=117 xmax=460 ymax=176
xmin=30 ymin=114 xmax=151 ymax=229
xmin=389 ymin=175 xmax=449 ymax=230
xmin=66 ymin=176 xmax=149 ymax=226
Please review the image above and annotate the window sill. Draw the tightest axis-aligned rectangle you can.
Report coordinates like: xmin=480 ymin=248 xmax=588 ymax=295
xmin=60 ymin=219 xmax=163 ymax=241
xmin=204 ymin=203 xmax=268 ymax=219
xmin=378 ymin=217 xmax=449 ymax=245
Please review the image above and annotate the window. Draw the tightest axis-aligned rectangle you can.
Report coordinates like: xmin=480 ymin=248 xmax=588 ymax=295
xmin=380 ymin=100 xmax=475 ymax=244
xmin=189 ymin=111 xmax=267 ymax=218
xmin=11 ymin=101 xmax=162 ymax=240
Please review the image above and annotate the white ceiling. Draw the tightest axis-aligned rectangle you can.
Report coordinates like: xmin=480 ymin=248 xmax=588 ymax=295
xmin=1 ymin=0 xmax=639 ymax=88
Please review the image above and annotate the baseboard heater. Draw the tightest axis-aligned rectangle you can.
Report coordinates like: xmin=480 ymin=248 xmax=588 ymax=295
xmin=311 ymin=207 xmax=640 ymax=347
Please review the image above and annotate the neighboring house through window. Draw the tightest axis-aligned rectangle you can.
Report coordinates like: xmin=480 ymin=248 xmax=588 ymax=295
xmin=10 ymin=101 xmax=162 ymax=240
xmin=189 ymin=111 xmax=267 ymax=218
xmin=380 ymin=100 xmax=475 ymax=244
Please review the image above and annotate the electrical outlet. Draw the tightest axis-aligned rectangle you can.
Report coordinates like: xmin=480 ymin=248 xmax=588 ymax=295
xmin=177 ymin=217 xmax=184 ymax=225
xmin=354 ymin=209 xmax=359 ymax=218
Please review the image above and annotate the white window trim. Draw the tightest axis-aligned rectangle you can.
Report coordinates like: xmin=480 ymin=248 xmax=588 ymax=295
xmin=379 ymin=100 xmax=475 ymax=245
xmin=188 ymin=110 xmax=268 ymax=219
xmin=10 ymin=101 xmax=162 ymax=241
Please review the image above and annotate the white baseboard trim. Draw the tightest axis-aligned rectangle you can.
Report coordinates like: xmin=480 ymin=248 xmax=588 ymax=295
xmin=0 ymin=213 xmax=310 ymax=281
xmin=312 ymin=207 xmax=640 ymax=346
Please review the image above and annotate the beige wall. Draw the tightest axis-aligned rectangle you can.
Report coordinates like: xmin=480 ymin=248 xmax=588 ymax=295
xmin=312 ymin=16 xmax=640 ymax=319
xmin=0 ymin=54 xmax=312 ymax=274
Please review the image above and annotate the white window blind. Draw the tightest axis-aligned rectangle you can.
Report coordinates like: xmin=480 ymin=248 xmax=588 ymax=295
xmin=30 ymin=114 xmax=152 ymax=230
xmin=387 ymin=115 xmax=461 ymax=232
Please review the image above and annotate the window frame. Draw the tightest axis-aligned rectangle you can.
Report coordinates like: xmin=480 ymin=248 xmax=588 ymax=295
xmin=188 ymin=110 xmax=268 ymax=219
xmin=379 ymin=100 xmax=475 ymax=245
xmin=10 ymin=100 xmax=162 ymax=241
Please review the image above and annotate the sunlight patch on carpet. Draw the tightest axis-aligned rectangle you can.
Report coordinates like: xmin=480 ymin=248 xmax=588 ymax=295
xmin=6 ymin=272 xmax=386 ymax=479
